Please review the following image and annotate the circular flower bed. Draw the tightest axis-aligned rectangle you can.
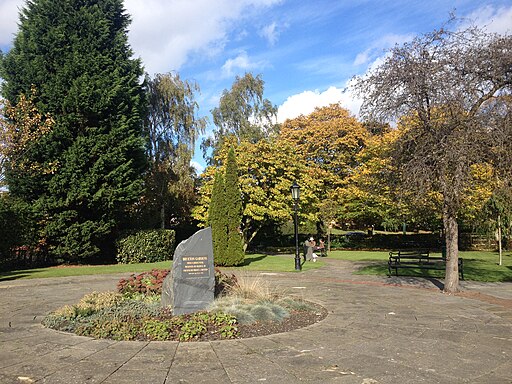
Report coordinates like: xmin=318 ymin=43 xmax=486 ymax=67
xmin=42 ymin=269 xmax=327 ymax=341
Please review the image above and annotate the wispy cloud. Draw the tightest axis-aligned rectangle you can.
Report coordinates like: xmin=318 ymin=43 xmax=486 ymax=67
xmin=352 ymin=33 xmax=414 ymax=67
xmin=296 ymin=55 xmax=354 ymax=79
xmin=259 ymin=21 xmax=288 ymax=46
xmin=462 ymin=5 xmax=512 ymax=34
xmin=221 ymin=51 xmax=268 ymax=78
xmin=191 ymin=160 xmax=205 ymax=174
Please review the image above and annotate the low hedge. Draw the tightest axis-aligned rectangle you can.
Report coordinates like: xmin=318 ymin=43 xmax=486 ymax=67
xmin=116 ymin=229 xmax=175 ymax=264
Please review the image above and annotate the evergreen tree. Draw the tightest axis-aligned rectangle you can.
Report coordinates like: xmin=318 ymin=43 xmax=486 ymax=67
xmin=224 ymin=147 xmax=244 ymax=266
xmin=0 ymin=0 xmax=146 ymax=262
xmin=208 ymin=170 xmax=227 ymax=265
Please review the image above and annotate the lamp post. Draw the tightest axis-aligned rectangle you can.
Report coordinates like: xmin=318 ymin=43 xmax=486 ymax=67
xmin=290 ymin=181 xmax=301 ymax=271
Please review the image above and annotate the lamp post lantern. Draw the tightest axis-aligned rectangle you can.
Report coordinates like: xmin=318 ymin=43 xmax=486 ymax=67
xmin=290 ymin=181 xmax=301 ymax=271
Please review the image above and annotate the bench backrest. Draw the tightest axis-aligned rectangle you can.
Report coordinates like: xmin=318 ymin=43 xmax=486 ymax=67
xmin=389 ymin=249 xmax=430 ymax=258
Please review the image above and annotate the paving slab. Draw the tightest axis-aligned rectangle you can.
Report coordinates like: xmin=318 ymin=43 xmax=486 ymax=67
xmin=0 ymin=259 xmax=511 ymax=383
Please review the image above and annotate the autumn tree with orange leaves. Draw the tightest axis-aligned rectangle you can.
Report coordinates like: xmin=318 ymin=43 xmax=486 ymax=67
xmin=279 ymin=104 xmax=369 ymax=230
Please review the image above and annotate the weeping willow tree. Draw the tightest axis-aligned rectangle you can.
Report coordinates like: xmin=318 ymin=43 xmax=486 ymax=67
xmin=143 ymin=72 xmax=207 ymax=229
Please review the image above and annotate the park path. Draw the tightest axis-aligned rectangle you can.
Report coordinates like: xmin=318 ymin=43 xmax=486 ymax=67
xmin=0 ymin=258 xmax=511 ymax=383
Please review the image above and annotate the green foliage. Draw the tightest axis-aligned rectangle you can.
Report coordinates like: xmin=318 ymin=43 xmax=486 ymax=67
xmin=142 ymin=72 xmax=207 ymax=229
xmin=208 ymin=170 xmax=228 ymax=265
xmin=76 ymin=318 xmax=141 ymax=341
xmin=1 ymin=0 xmax=146 ymax=263
xmin=206 ymin=149 xmax=245 ymax=267
xmin=203 ymin=72 xmax=278 ymax=162
xmin=116 ymin=230 xmax=175 ymax=264
xmin=224 ymin=147 xmax=244 ymax=266
xmin=0 ymin=195 xmax=36 ymax=267
xmin=481 ymin=186 xmax=512 ymax=236
xmin=43 ymin=295 xmax=239 ymax=341
xmin=142 ymin=319 xmax=174 ymax=341
xmin=194 ymin=139 xmax=320 ymax=251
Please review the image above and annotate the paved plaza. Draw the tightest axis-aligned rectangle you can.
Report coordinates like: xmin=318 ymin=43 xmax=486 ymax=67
xmin=0 ymin=258 xmax=511 ymax=383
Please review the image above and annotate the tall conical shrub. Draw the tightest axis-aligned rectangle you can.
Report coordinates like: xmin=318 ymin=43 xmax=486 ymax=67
xmin=208 ymin=170 xmax=227 ymax=265
xmin=207 ymin=147 xmax=244 ymax=266
xmin=224 ymin=147 xmax=244 ymax=266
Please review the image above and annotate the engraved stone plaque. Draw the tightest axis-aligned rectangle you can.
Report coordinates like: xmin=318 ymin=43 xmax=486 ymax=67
xmin=161 ymin=227 xmax=214 ymax=315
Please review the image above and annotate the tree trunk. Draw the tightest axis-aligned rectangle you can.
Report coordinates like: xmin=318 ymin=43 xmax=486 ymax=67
xmin=498 ymin=214 xmax=502 ymax=266
xmin=443 ymin=203 xmax=460 ymax=293
xmin=242 ymin=224 xmax=261 ymax=252
xmin=327 ymin=225 xmax=331 ymax=252
xmin=160 ymin=203 xmax=165 ymax=229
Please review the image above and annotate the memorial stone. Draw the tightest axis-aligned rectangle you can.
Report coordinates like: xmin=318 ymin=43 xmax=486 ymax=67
xmin=161 ymin=227 xmax=214 ymax=315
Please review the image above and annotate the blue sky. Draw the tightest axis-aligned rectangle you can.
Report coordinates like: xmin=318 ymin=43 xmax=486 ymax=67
xmin=1 ymin=0 xmax=511 ymax=172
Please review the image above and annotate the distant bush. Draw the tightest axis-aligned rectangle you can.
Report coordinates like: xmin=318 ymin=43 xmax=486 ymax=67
xmin=116 ymin=229 xmax=175 ymax=264
xmin=0 ymin=196 xmax=38 ymax=269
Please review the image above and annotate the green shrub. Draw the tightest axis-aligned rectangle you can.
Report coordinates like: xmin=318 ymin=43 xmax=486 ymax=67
xmin=75 ymin=317 xmax=141 ymax=341
xmin=0 ymin=196 xmax=37 ymax=269
xmin=116 ymin=229 xmax=175 ymax=264
xmin=176 ymin=312 xmax=237 ymax=341
xmin=142 ymin=319 xmax=174 ymax=341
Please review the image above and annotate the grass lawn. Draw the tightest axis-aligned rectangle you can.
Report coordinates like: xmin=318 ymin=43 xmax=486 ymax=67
xmin=2 ymin=250 xmax=509 ymax=282
xmin=0 ymin=254 xmax=323 ymax=281
xmin=328 ymin=250 xmax=512 ymax=282
xmin=231 ymin=253 xmax=324 ymax=272
xmin=0 ymin=261 xmax=172 ymax=281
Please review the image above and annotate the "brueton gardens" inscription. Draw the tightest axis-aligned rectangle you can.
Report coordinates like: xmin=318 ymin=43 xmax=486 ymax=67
xmin=182 ymin=256 xmax=210 ymax=278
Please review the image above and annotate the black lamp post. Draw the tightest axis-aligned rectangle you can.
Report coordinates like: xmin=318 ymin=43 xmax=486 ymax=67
xmin=290 ymin=181 xmax=301 ymax=271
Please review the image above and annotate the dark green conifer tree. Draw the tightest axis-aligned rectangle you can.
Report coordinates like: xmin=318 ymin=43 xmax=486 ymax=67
xmin=224 ymin=147 xmax=244 ymax=266
xmin=208 ymin=170 xmax=227 ymax=265
xmin=0 ymin=0 xmax=146 ymax=262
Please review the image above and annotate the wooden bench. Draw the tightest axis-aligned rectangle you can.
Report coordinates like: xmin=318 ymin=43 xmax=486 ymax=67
xmin=388 ymin=249 xmax=464 ymax=280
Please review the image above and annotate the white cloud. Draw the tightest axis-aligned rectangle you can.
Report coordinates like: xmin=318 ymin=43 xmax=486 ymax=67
xmin=260 ymin=21 xmax=282 ymax=46
xmin=124 ymin=0 xmax=281 ymax=75
xmin=352 ymin=33 xmax=413 ymax=67
xmin=191 ymin=160 xmax=205 ymax=174
xmin=0 ymin=0 xmax=21 ymax=47
xmin=1 ymin=0 xmax=281 ymax=73
xmin=463 ymin=5 xmax=512 ymax=34
xmin=221 ymin=51 xmax=267 ymax=78
xmin=353 ymin=49 xmax=371 ymax=66
xmin=277 ymin=85 xmax=362 ymax=123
